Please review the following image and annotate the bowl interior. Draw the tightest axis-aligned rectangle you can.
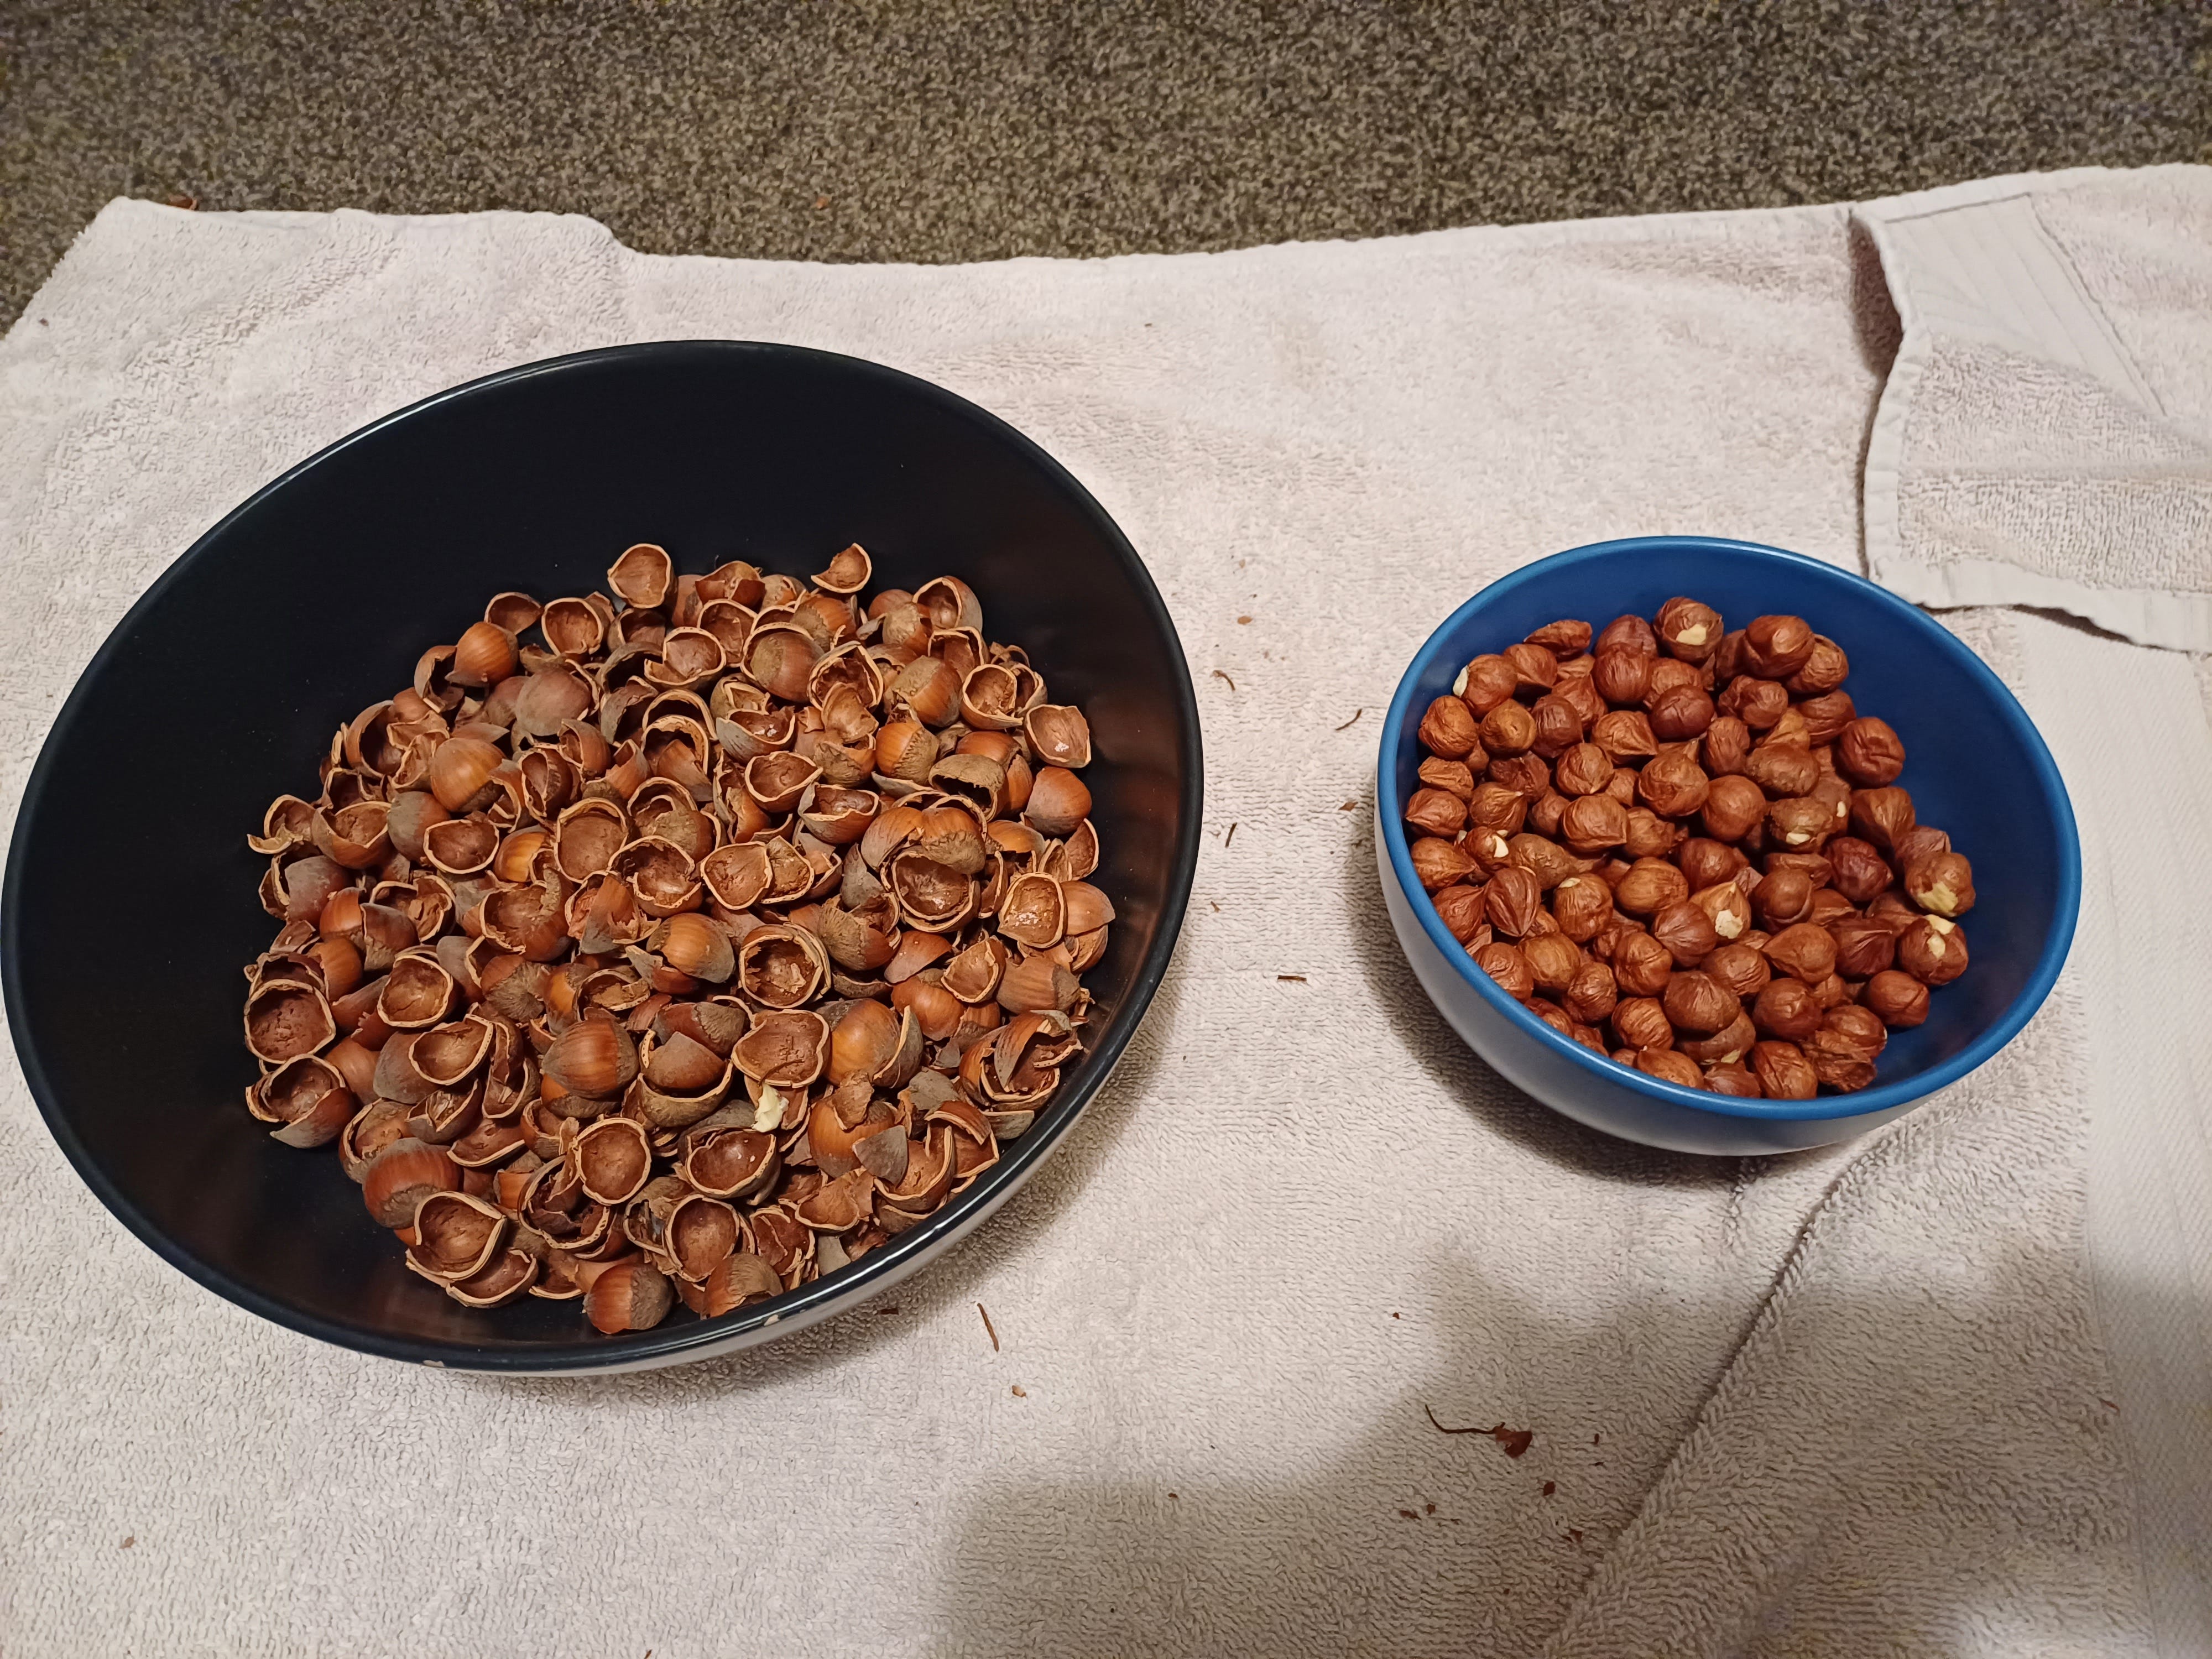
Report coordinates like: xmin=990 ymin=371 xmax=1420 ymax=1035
xmin=4 ymin=342 xmax=1200 ymax=1367
xmin=1380 ymin=536 xmax=2079 ymax=1119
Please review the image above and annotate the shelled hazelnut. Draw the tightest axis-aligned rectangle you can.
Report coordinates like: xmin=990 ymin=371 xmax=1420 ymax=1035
xmin=1410 ymin=598 xmax=1976 ymax=1097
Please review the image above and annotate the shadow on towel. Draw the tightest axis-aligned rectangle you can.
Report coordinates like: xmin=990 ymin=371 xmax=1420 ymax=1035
xmin=925 ymin=1227 xmax=2138 ymax=1658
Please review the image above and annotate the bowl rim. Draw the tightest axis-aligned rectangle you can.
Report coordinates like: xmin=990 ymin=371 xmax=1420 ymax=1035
xmin=1376 ymin=534 xmax=2081 ymax=1122
xmin=2 ymin=338 xmax=1204 ymax=1370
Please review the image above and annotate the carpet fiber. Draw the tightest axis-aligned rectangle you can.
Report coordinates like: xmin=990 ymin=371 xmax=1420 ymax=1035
xmin=0 ymin=2 xmax=2208 ymax=321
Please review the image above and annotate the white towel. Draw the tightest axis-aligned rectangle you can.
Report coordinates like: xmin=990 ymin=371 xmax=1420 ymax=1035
xmin=0 ymin=174 xmax=2204 ymax=1656
xmin=1861 ymin=169 xmax=2212 ymax=650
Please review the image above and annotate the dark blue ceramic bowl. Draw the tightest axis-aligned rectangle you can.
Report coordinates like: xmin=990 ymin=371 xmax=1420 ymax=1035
xmin=1377 ymin=535 xmax=2079 ymax=1154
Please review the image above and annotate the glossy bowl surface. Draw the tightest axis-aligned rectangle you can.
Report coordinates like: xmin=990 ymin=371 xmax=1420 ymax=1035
xmin=1377 ymin=535 xmax=2079 ymax=1155
xmin=3 ymin=341 xmax=1202 ymax=1370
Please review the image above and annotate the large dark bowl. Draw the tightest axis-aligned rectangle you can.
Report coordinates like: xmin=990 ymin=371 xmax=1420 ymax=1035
xmin=3 ymin=342 xmax=1201 ymax=1373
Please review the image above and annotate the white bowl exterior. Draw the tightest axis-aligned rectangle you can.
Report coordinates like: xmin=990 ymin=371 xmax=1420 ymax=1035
xmin=1375 ymin=810 xmax=1916 ymax=1156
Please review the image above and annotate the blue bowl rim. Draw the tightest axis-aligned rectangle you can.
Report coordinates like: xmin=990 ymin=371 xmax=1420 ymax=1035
xmin=1376 ymin=534 xmax=2081 ymax=1122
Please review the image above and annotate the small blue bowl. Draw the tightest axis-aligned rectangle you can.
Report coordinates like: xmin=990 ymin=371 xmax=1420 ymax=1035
xmin=1377 ymin=535 xmax=2080 ymax=1155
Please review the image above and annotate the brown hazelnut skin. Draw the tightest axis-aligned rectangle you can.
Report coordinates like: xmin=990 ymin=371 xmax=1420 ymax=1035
xmin=1569 ymin=1021 xmax=1610 ymax=1054
xmin=1468 ymin=781 xmax=1530 ymax=835
xmin=1828 ymin=913 xmax=1898 ymax=979
xmin=1848 ymin=786 xmax=1917 ymax=853
xmin=1702 ymin=1060 xmax=1764 ymax=1098
xmin=1783 ymin=634 xmax=1850 ymax=695
xmin=1597 ymin=614 xmax=1659 ymax=656
xmin=1751 ymin=1040 xmax=1819 ymax=1099
xmin=1677 ymin=837 xmax=1748 ymax=892
xmin=1614 ymin=930 xmax=1677 ymax=998
xmin=1904 ymin=850 xmax=1976 ymax=918
xmin=1485 ymin=865 xmax=1545 ymax=937
xmin=1526 ymin=618 xmax=1594 ymax=655
xmin=1794 ymin=689 xmax=1859 ymax=745
xmin=1662 ymin=970 xmax=1740 ymax=1035
xmin=1837 ymin=716 xmax=1906 ymax=785
xmin=1655 ymin=597 xmax=1724 ymax=662
xmin=1716 ymin=628 xmax=1750 ymax=680
xmin=1700 ymin=715 xmax=1752 ymax=776
xmin=1767 ymin=796 xmax=1835 ymax=851
xmin=1699 ymin=774 xmax=1768 ymax=843
xmin=1606 ymin=766 xmax=1640 ymax=807
xmin=1637 ymin=745 xmax=1711 ymax=818
xmin=1410 ymin=838 xmax=1478 ymax=891
xmin=1554 ymin=742 xmax=1615 ymax=797
xmin=1559 ymin=794 xmax=1629 ymax=855
xmin=1764 ymin=921 xmax=1839 ymax=984
xmin=1807 ymin=888 xmax=1858 ymax=926
xmin=1650 ymin=899 xmax=1719 ymax=967
xmin=1745 ymin=743 xmax=1820 ymax=800
xmin=1507 ymin=833 xmax=1587 ymax=890
xmin=1504 ymin=643 xmax=1559 ymax=694
xmin=1529 ymin=694 xmax=1584 ymax=759
xmin=1592 ymin=709 xmax=1660 ymax=764
xmin=1690 ymin=880 xmax=1754 ymax=945
xmin=1891 ymin=825 xmax=1951 ymax=870
xmin=1418 ymin=696 xmax=1484 ymax=759
xmin=1433 ymin=884 xmax=1489 ymax=944
xmin=1808 ymin=972 xmax=1854 ymax=1010
xmin=1898 ymin=915 xmax=1968 ymax=985
xmin=1523 ymin=931 xmax=1584 ymax=994
xmin=1592 ymin=649 xmax=1653 ymax=706
xmin=1530 ymin=789 xmax=1572 ymax=838
xmin=1612 ymin=997 xmax=1675 ymax=1050
xmin=1622 ymin=808 xmax=1681 ymax=862
xmin=1866 ymin=889 xmax=1922 ymax=934
xmin=1752 ymin=978 xmax=1824 ymax=1041
xmin=1550 ymin=874 xmax=1615 ymax=942
xmin=1753 ymin=867 xmax=1815 ymax=929
xmin=1679 ymin=1011 xmax=1757 ymax=1066
xmin=1762 ymin=706 xmax=1811 ymax=748
xmin=1564 ymin=959 xmax=1620 ymax=1024
xmin=1405 ymin=787 xmax=1468 ymax=838
xmin=1718 ymin=674 xmax=1790 ymax=729
xmin=1458 ymin=654 xmax=1520 ymax=714
xmin=1474 ymin=942 xmax=1536 ymax=1000
xmin=1615 ymin=857 xmax=1691 ymax=916
xmin=1823 ymin=1003 xmax=1888 ymax=1055
xmin=1480 ymin=700 xmax=1538 ymax=757
xmin=1418 ymin=757 xmax=1479 ymax=800
xmin=1703 ymin=941 xmax=1773 ymax=1000
xmin=1464 ymin=828 xmax=1514 ymax=874
xmin=1648 ymin=684 xmax=1717 ymax=742
xmin=1807 ymin=1004 xmax=1886 ymax=1088
xmin=1740 ymin=614 xmax=1817 ymax=679
xmin=1825 ymin=836 xmax=1893 ymax=904
xmin=1764 ymin=850 xmax=1835 ymax=888
xmin=1864 ymin=969 xmax=1929 ymax=1028
xmin=1554 ymin=672 xmax=1606 ymax=728
xmin=1490 ymin=754 xmax=1553 ymax=799
xmin=1636 ymin=1048 xmax=1708 ymax=1089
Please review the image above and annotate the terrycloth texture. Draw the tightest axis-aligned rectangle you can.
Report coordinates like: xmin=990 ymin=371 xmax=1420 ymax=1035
xmin=1547 ymin=615 xmax=2212 ymax=1659
xmin=1860 ymin=166 xmax=2212 ymax=649
xmin=0 ymin=176 xmax=2200 ymax=1656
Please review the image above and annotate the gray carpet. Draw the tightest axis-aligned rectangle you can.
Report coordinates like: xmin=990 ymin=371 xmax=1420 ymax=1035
xmin=1 ymin=1 xmax=2208 ymax=331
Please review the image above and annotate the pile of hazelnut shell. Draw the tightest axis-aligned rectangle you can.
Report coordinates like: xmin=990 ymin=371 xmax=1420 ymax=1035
xmin=1406 ymin=599 xmax=1975 ymax=1099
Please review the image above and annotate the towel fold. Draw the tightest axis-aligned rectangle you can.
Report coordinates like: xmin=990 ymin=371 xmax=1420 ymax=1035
xmin=1861 ymin=168 xmax=2212 ymax=650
